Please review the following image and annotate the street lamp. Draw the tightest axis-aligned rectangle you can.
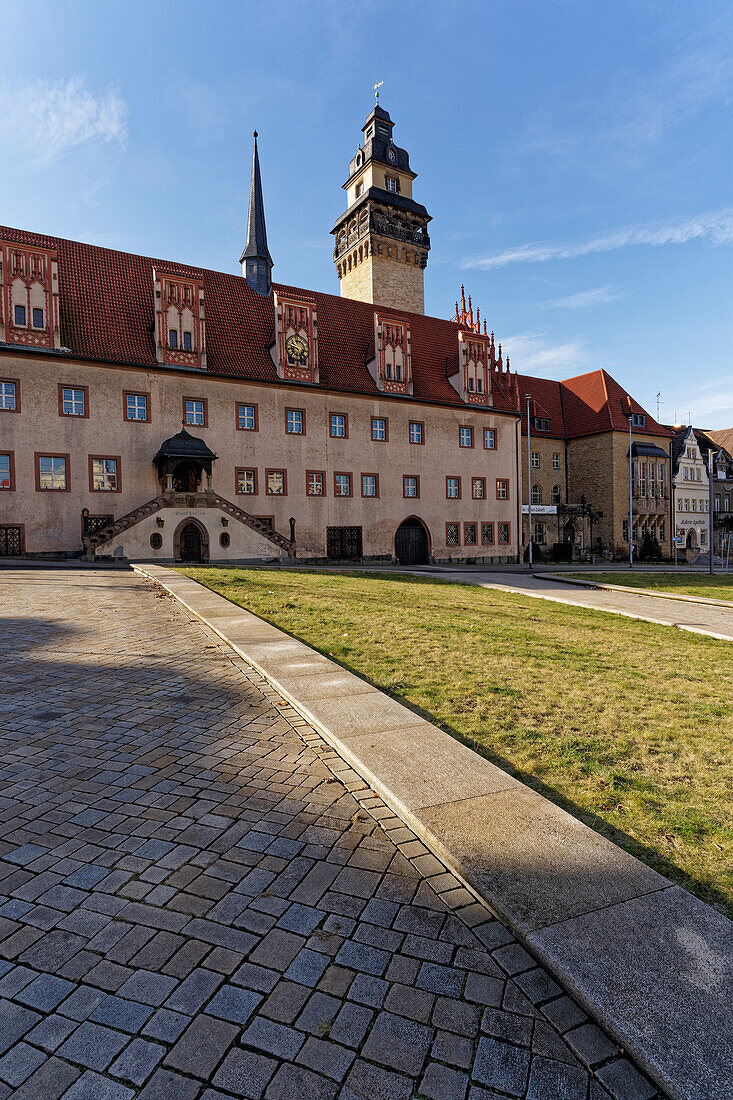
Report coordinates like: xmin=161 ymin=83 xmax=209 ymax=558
xmin=526 ymin=395 xmax=533 ymax=568
xmin=628 ymin=416 xmax=633 ymax=568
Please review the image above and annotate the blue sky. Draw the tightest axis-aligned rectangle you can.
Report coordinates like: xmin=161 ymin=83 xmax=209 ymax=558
xmin=3 ymin=0 xmax=733 ymax=427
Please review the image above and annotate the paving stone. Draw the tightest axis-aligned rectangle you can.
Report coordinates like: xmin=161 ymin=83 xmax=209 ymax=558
xmin=361 ymin=1010 xmax=432 ymax=1075
xmin=341 ymin=1059 xmax=413 ymax=1100
xmin=565 ymin=1022 xmax=619 ymax=1067
xmin=241 ymin=1014 xmax=305 ymax=1060
xmin=117 ymin=969 xmax=179 ymax=1006
xmin=62 ymin=1069 xmax=135 ymax=1099
xmin=541 ymin=995 xmax=588 ymax=1034
xmin=432 ymin=1029 xmax=475 ymax=1069
xmin=296 ymin=1035 xmax=355 ymax=1081
xmin=163 ymin=967 xmax=222 ymax=1013
xmin=10 ymin=1055 xmax=80 ymax=1100
xmin=327 ymin=1001 xmax=373 ymax=1048
xmin=526 ymin=1056 xmax=590 ymax=1099
xmin=384 ymin=982 xmax=434 ymax=1023
xmin=89 ymin=994 xmax=154 ymax=1033
xmin=15 ymin=973 xmax=74 ymax=1011
xmin=421 ymin=1060 xmax=470 ymax=1100
xmin=472 ymin=1036 xmax=531 ymax=1096
xmin=347 ymin=972 xmax=388 ymax=1007
xmin=108 ymin=1037 xmax=165 ymax=1086
xmin=25 ymin=1010 xmax=79 ymax=1051
xmin=56 ymin=1020 xmax=129 ymax=1070
xmin=213 ymin=1046 xmax=278 ymax=1098
xmin=57 ymin=985 xmax=106 ymax=1021
xmin=481 ymin=1005 xmax=533 ymax=1046
xmin=265 ymin=1061 xmax=339 ymax=1099
xmin=0 ymin=1041 xmax=46 ymax=1086
xmin=165 ymin=1012 xmax=239 ymax=1077
xmin=206 ymin=983 xmax=262 ymax=1025
xmin=294 ymin=990 xmax=341 ymax=1034
xmin=249 ymin=928 xmax=304 ymax=970
xmin=0 ymin=999 xmax=41 ymax=1055
xmin=137 ymin=1068 xmax=202 ymax=1099
xmin=142 ymin=1007 xmax=190 ymax=1043
xmin=595 ymin=1058 xmax=658 ymax=1100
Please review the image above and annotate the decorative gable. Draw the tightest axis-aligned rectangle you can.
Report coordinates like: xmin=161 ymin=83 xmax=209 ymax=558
xmin=373 ymin=313 xmax=412 ymax=395
xmin=458 ymin=330 xmax=491 ymax=406
xmin=153 ymin=269 xmax=206 ymax=369
xmin=0 ymin=242 xmax=61 ymax=349
xmin=273 ymin=292 xmax=318 ymax=382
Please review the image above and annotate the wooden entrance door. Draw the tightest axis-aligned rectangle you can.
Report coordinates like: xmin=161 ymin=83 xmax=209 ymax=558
xmin=395 ymin=519 xmax=428 ymax=565
xmin=180 ymin=522 xmax=202 ymax=562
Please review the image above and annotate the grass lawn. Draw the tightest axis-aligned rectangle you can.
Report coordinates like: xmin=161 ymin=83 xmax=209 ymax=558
xmin=178 ymin=566 xmax=733 ymax=917
xmin=568 ymin=572 xmax=733 ymax=602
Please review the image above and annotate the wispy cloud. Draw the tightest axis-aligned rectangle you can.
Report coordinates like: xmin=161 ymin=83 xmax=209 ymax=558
xmin=542 ymin=284 xmax=622 ymax=310
xmin=463 ymin=209 xmax=733 ymax=271
xmin=524 ymin=48 xmax=733 ymax=169
xmin=668 ymin=375 xmax=733 ymax=428
xmin=500 ymin=332 xmax=588 ymax=379
xmin=0 ymin=77 xmax=127 ymax=164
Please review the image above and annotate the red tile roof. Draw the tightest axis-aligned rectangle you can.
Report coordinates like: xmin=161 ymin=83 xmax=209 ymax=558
xmin=0 ymin=224 xmax=518 ymax=414
xmin=516 ymin=369 xmax=670 ymax=441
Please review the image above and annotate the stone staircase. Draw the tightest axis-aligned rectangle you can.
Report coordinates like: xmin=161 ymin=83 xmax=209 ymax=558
xmin=84 ymin=490 xmax=295 ymax=557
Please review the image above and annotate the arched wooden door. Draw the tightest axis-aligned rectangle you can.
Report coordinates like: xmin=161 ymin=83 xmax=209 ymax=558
xmin=395 ymin=518 xmax=429 ymax=565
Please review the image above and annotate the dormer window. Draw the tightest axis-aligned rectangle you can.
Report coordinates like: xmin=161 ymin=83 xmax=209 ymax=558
xmin=273 ymin=293 xmax=318 ymax=383
xmin=533 ymin=417 xmax=550 ymax=431
xmin=1 ymin=242 xmax=60 ymax=349
xmin=631 ymin=413 xmax=646 ymax=427
xmin=153 ymin=269 xmax=205 ymax=369
xmin=374 ymin=315 xmax=411 ymax=395
xmin=387 ymin=147 xmax=396 ymax=163
xmin=455 ymin=333 xmax=490 ymax=406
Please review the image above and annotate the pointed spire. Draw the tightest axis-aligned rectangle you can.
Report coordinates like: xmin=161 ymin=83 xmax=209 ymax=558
xmin=240 ymin=131 xmax=273 ymax=296
xmin=483 ymin=319 xmax=487 ymax=335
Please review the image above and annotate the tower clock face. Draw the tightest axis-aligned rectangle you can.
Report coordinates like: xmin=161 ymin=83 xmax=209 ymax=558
xmin=286 ymin=334 xmax=308 ymax=362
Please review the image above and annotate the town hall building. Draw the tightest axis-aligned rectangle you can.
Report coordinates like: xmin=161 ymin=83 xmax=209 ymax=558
xmin=0 ymin=105 xmax=522 ymax=565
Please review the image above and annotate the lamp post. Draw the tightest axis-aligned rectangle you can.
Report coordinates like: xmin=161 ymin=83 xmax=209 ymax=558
xmin=526 ymin=395 xmax=533 ymax=568
xmin=628 ymin=416 xmax=633 ymax=568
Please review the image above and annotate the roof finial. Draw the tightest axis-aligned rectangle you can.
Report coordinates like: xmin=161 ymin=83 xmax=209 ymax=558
xmin=373 ymin=80 xmax=384 ymax=104
xmin=467 ymin=295 xmax=473 ymax=326
xmin=483 ymin=319 xmax=488 ymax=335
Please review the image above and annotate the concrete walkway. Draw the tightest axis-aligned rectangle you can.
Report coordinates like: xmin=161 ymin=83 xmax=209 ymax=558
xmin=135 ymin=564 xmax=732 ymax=1100
xmin=414 ymin=568 xmax=733 ymax=641
xmin=0 ymin=568 xmax=644 ymax=1100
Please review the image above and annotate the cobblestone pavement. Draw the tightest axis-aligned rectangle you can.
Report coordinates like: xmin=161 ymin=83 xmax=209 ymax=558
xmin=420 ymin=568 xmax=733 ymax=640
xmin=0 ymin=569 xmax=661 ymax=1100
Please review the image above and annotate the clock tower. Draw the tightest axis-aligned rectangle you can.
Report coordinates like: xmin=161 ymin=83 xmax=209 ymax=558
xmin=332 ymin=104 xmax=431 ymax=314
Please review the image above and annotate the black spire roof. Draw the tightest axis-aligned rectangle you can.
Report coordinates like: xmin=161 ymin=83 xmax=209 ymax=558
xmin=240 ymin=131 xmax=273 ymax=296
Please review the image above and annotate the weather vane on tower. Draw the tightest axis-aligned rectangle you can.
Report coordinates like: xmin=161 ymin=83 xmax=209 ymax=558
xmin=373 ymin=81 xmax=383 ymax=104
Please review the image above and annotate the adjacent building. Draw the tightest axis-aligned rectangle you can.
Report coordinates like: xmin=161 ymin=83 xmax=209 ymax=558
xmin=0 ymin=105 xmax=522 ymax=565
xmin=670 ymin=427 xmax=733 ymax=559
xmin=515 ymin=370 xmax=672 ymax=560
